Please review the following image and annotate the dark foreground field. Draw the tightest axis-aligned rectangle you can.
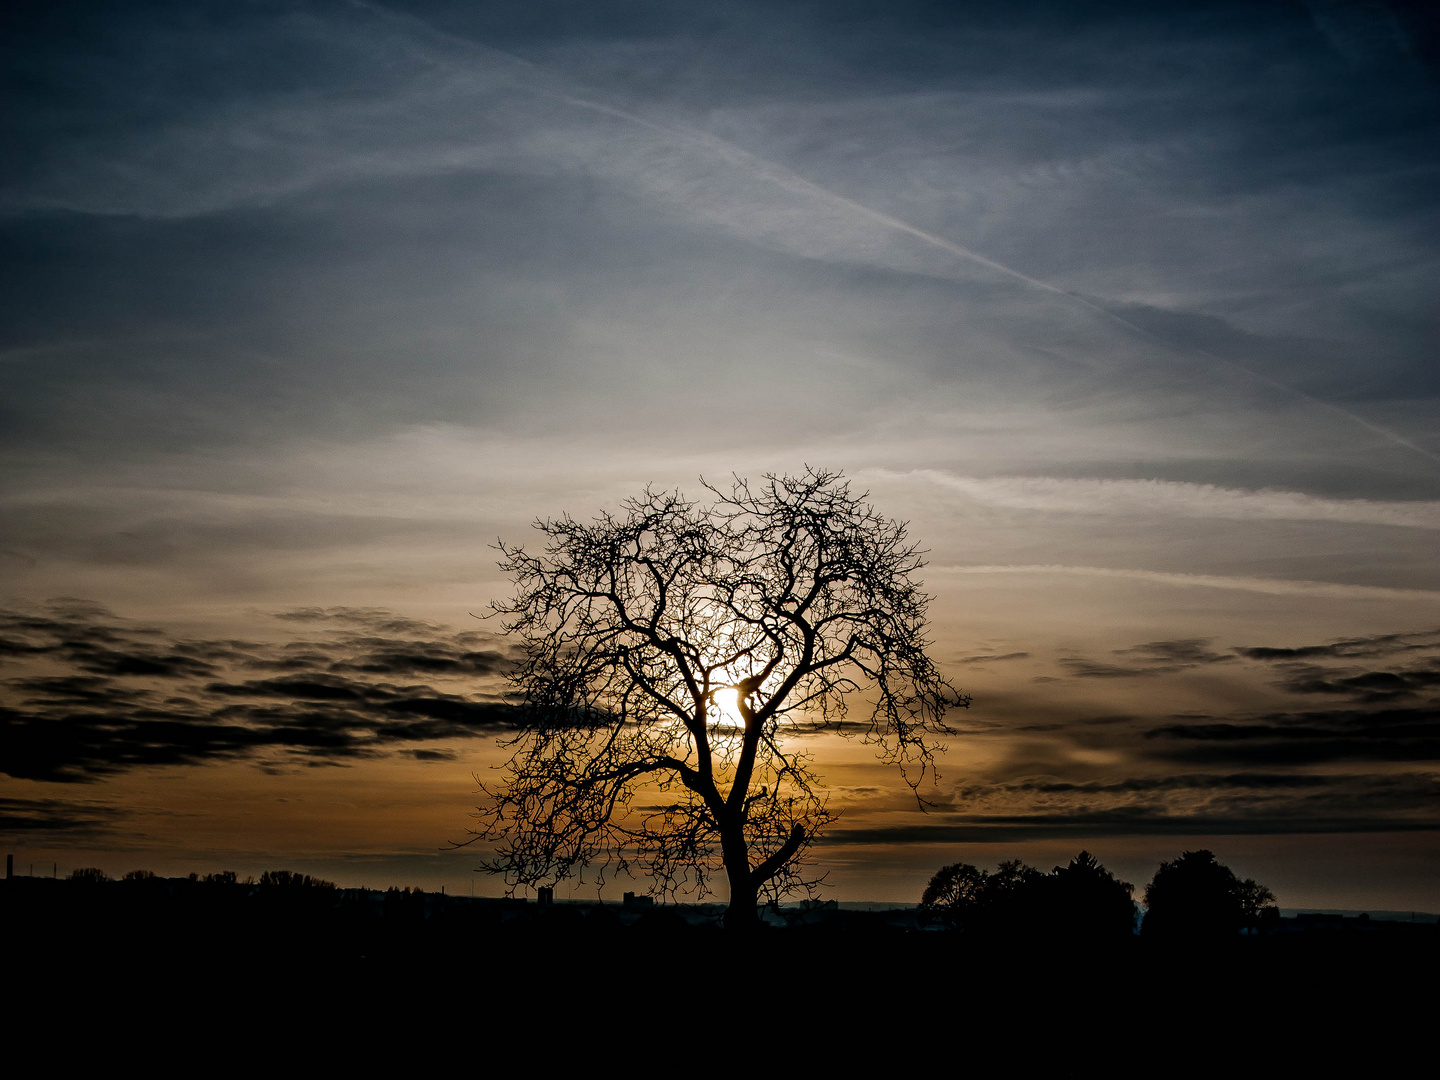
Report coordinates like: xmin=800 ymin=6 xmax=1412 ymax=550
xmin=5 ymin=876 xmax=1434 ymax=1062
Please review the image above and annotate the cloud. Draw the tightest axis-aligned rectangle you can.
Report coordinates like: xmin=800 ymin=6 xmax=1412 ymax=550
xmin=934 ymin=564 xmax=1440 ymax=602
xmin=1270 ymin=662 xmax=1440 ymax=703
xmin=404 ymin=748 xmax=458 ymax=763
xmin=272 ymin=607 xmax=445 ymax=634
xmin=0 ymin=600 xmax=521 ymax=782
xmin=885 ymin=470 xmax=1440 ymax=530
xmin=942 ymin=624 xmax=1440 ymax=837
xmin=1059 ymin=638 xmax=1238 ymax=679
xmin=1304 ymin=0 xmax=1419 ymax=69
xmin=970 ymin=773 xmax=1338 ymax=795
xmin=327 ymin=637 xmax=513 ymax=677
xmin=863 ymin=763 xmax=1440 ymax=844
xmin=1146 ymin=706 xmax=1440 ymax=766
xmin=1235 ymin=628 xmax=1440 ymax=661
xmin=0 ymin=795 xmax=130 ymax=836
xmin=822 ymin=810 xmax=1440 ymax=845
xmin=0 ymin=601 xmax=232 ymax=679
xmin=831 ymin=767 xmax=1440 ymax=843
xmin=1224 ymin=628 xmax=1440 ymax=702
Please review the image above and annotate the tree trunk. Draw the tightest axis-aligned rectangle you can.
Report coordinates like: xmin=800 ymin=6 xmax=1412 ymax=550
xmin=721 ymin=827 xmax=759 ymax=931
xmin=724 ymin=876 xmax=760 ymax=931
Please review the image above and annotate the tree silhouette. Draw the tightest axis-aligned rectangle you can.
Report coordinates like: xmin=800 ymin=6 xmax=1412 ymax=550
xmin=1142 ymin=849 xmax=1277 ymax=939
xmin=920 ymin=851 xmax=1134 ymax=937
xmin=1049 ymin=851 xmax=1135 ymax=938
xmin=920 ymin=861 xmax=992 ymax=927
xmin=468 ymin=468 xmax=967 ymax=928
xmin=920 ymin=858 xmax=1049 ymax=933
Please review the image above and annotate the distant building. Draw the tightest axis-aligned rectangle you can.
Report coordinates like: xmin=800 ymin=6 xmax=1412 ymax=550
xmin=536 ymin=886 xmax=554 ymax=907
xmin=622 ymin=891 xmax=654 ymax=909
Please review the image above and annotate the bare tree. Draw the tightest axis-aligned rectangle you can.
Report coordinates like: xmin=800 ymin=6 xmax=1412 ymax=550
xmin=467 ymin=468 xmax=967 ymax=928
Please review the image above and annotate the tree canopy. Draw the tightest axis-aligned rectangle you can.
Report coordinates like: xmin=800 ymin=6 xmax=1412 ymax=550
xmin=920 ymin=851 xmax=1135 ymax=937
xmin=468 ymin=468 xmax=966 ymax=927
xmin=1142 ymin=849 xmax=1277 ymax=938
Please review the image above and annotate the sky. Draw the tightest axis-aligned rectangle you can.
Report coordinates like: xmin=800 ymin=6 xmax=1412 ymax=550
xmin=2 ymin=0 xmax=1437 ymax=909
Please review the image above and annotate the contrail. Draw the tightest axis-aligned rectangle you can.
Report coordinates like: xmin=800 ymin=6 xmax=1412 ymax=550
xmin=355 ymin=0 xmax=1440 ymax=466
xmin=567 ymin=109 xmax=1440 ymax=467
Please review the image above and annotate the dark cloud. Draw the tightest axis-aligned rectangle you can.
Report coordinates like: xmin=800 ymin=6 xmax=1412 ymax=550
xmin=1056 ymin=658 xmax=1156 ymax=679
xmin=1111 ymin=630 xmax=1440 ymax=771
xmin=1054 ymin=632 xmax=1440 ymax=722
xmin=823 ymin=810 xmax=1440 ymax=845
xmin=918 ymin=768 xmax=1440 ymax=842
xmin=9 ymin=676 xmax=155 ymax=707
xmin=0 ymin=691 xmax=521 ymax=784
xmin=956 ymin=652 xmax=1030 ymax=664
xmin=326 ymin=636 xmax=513 ymax=677
xmin=0 ymin=795 xmax=129 ymax=836
xmin=1235 ymin=628 xmax=1440 ymax=661
xmin=1271 ymin=661 xmax=1440 ymax=702
xmin=272 ymin=607 xmax=447 ymax=635
xmin=207 ymin=675 xmax=371 ymax=702
xmin=1118 ymin=640 xmax=1237 ymax=666
xmin=404 ymin=748 xmax=458 ymax=762
xmin=1146 ymin=706 xmax=1440 ymax=766
xmin=965 ymin=626 xmax=1440 ymax=837
xmin=965 ymin=769 xmax=1440 ymax=808
xmin=0 ymin=603 xmax=226 ymax=679
xmin=969 ymin=772 xmax=1337 ymax=795
xmin=1059 ymin=639 xmax=1238 ymax=679
xmin=0 ymin=600 xmax=521 ymax=782
xmin=1011 ymin=713 xmax=1140 ymax=733
xmin=1059 ymin=638 xmax=1237 ymax=678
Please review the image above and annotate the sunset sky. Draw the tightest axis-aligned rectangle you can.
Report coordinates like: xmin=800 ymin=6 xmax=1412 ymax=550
xmin=3 ymin=0 xmax=1437 ymax=910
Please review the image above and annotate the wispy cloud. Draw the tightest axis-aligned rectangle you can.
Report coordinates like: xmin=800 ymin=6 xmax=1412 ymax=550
xmin=932 ymin=564 xmax=1440 ymax=602
xmin=884 ymin=469 xmax=1440 ymax=529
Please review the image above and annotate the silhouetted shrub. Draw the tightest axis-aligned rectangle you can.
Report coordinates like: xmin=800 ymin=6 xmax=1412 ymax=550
xmin=69 ymin=867 xmax=109 ymax=883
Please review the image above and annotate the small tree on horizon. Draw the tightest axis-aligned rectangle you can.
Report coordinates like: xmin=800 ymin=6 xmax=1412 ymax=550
xmin=466 ymin=468 xmax=967 ymax=929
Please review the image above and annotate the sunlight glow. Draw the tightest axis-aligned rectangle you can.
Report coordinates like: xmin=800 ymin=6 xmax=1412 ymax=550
xmin=712 ymin=686 xmax=746 ymax=728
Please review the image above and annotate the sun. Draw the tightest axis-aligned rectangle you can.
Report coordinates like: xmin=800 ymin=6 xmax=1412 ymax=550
xmin=711 ymin=686 xmax=746 ymax=727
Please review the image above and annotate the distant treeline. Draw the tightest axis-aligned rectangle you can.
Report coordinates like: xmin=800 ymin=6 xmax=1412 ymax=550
xmin=66 ymin=867 xmax=342 ymax=889
xmin=919 ymin=849 xmax=1280 ymax=940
